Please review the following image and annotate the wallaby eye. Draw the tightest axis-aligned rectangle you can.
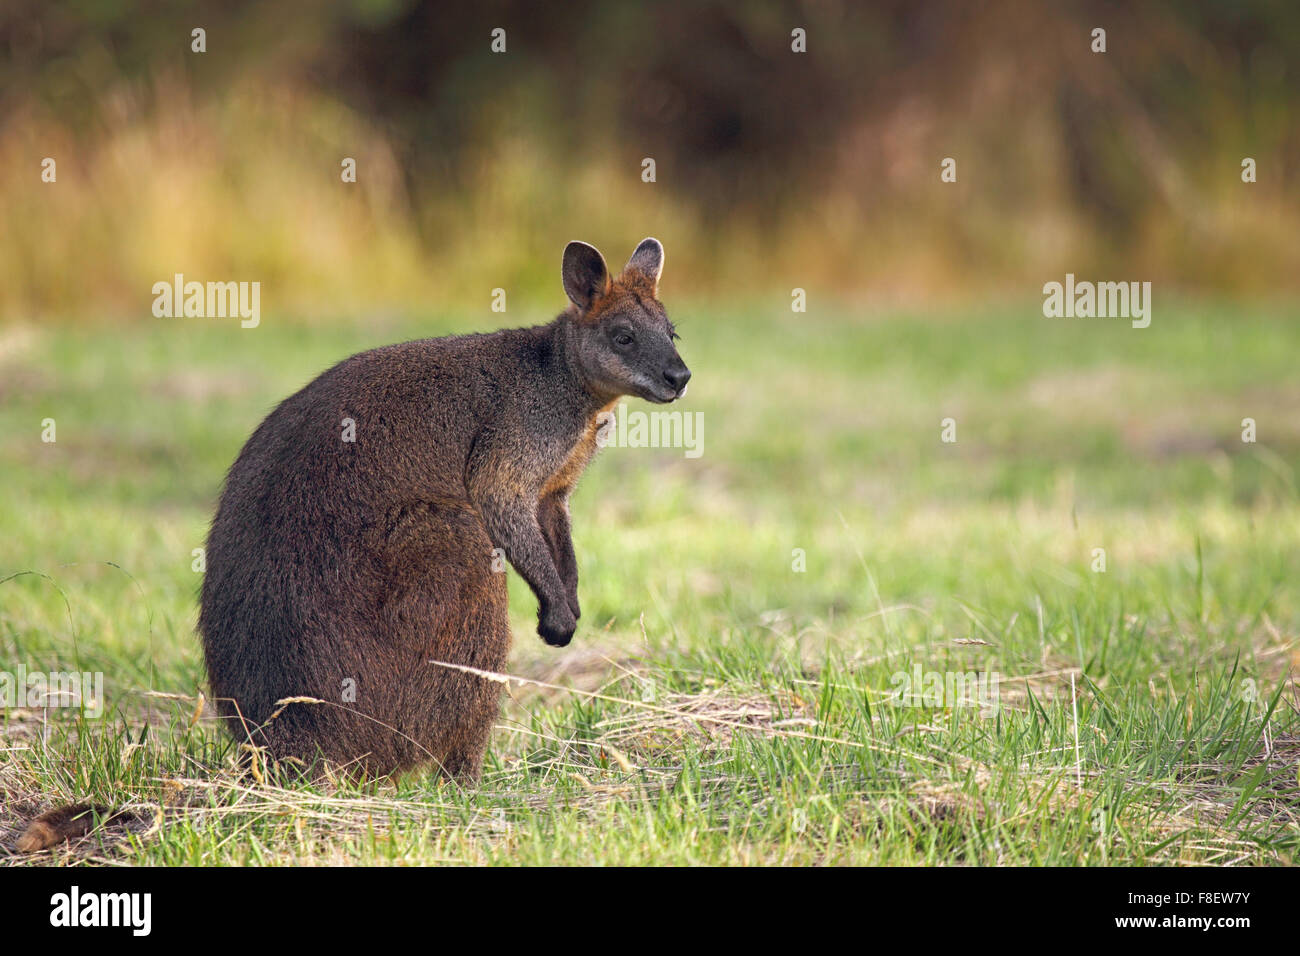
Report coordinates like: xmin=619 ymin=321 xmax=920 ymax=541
xmin=613 ymin=330 xmax=635 ymax=348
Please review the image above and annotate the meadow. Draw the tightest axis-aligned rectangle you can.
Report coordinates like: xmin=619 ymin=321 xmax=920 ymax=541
xmin=1 ymin=298 xmax=1297 ymax=865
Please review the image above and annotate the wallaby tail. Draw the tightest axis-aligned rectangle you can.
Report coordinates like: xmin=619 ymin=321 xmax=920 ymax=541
xmin=15 ymin=803 xmax=126 ymax=852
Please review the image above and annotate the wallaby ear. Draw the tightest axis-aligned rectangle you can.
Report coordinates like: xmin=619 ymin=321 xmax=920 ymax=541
xmin=562 ymin=241 xmax=610 ymax=310
xmin=625 ymin=237 xmax=664 ymax=287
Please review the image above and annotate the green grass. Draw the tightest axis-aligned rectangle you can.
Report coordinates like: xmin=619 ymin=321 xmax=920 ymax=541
xmin=1 ymin=299 xmax=1298 ymax=865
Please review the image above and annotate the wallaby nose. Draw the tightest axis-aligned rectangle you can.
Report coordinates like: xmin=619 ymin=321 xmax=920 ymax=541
xmin=663 ymin=366 xmax=691 ymax=392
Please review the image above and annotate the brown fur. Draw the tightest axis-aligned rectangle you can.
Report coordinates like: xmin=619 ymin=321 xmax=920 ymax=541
xmin=15 ymin=804 xmax=123 ymax=853
xmin=198 ymin=239 xmax=689 ymax=780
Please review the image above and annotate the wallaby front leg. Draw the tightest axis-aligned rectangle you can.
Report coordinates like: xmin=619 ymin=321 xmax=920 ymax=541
xmin=538 ymin=492 xmax=580 ymax=620
xmin=476 ymin=492 xmax=576 ymax=647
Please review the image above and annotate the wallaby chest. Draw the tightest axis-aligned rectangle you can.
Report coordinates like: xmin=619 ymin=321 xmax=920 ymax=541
xmin=537 ymin=400 xmax=616 ymax=500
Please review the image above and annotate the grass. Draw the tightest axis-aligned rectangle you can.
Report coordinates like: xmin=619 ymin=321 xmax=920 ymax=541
xmin=1 ymin=298 xmax=1298 ymax=865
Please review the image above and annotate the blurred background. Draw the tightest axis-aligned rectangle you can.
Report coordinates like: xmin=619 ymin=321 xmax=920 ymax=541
xmin=2 ymin=0 xmax=1298 ymax=319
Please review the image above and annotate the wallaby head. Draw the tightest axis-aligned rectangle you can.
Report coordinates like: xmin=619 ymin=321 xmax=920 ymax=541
xmin=561 ymin=237 xmax=691 ymax=405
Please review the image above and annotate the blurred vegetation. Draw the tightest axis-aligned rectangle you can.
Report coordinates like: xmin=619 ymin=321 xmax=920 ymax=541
xmin=2 ymin=0 xmax=1299 ymax=320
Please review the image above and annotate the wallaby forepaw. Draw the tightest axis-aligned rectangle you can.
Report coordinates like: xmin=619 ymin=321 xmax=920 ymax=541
xmin=538 ymin=604 xmax=576 ymax=647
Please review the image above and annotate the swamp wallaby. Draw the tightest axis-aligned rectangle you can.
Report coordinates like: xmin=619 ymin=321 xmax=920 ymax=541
xmin=198 ymin=237 xmax=689 ymax=780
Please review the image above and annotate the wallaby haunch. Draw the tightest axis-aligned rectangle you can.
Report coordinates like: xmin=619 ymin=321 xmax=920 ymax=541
xmin=199 ymin=238 xmax=689 ymax=780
